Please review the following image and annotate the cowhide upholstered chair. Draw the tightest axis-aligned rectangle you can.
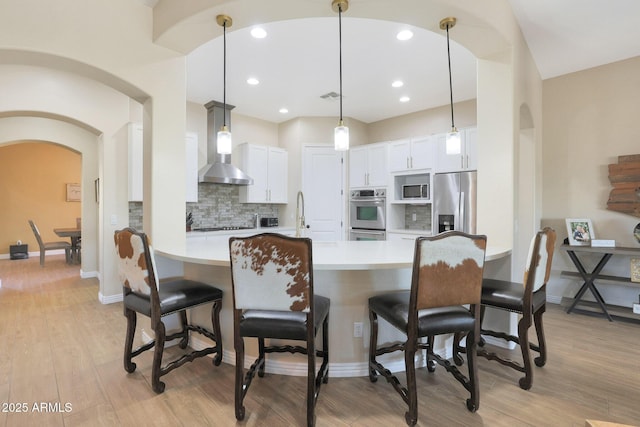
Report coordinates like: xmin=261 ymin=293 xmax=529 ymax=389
xmin=228 ymin=233 xmax=330 ymax=427
xmin=453 ymin=227 xmax=556 ymax=390
xmin=368 ymin=231 xmax=487 ymax=426
xmin=114 ymin=227 xmax=223 ymax=393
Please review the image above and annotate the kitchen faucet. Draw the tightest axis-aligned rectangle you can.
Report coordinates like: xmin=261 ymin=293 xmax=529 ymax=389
xmin=296 ymin=190 xmax=305 ymax=237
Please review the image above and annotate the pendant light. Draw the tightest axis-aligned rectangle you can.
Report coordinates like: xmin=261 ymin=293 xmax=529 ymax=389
xmin=440 ymin=17 xmax=461 ymax=155
xmin=332 ymin=0 xmax=349 ymax=151
xmin=216 ymin=14 xmax=233 ymax=155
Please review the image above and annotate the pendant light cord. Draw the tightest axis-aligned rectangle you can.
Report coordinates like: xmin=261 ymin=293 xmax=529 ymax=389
xmin=338 ymin=4 xmax=344 ymax=122
xmin=446 ymin=24 xmax=455 ymax=130
xmin=222 ymin=20 xmax=228 ymax=128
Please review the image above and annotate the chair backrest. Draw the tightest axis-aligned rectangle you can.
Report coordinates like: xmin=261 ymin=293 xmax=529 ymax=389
xmin=523 ymin=227 xmax=557 ymax=292
xmin=113 ymin=228 xmax=158 ymax=297
xmin=229 ymin=233 xmax=313 ymax=312
xmin=28 ymin=220 xmax=45 ymax=250
xmin=411 ymin=231 xmax=487 ymax=310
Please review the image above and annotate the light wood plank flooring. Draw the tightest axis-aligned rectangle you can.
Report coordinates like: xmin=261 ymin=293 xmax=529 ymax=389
xmin=0 ymin=254 xmax=639 ymax=426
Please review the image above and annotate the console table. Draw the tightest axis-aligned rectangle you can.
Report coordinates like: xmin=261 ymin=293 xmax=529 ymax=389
xmin=561 ymin=244 xmax=640 ymax=322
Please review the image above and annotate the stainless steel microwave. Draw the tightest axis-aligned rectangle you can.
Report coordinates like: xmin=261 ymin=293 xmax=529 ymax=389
xmin=402 ymin=184 xmax=429 ymax=199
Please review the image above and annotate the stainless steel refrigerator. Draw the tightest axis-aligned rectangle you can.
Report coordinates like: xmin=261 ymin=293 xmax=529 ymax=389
xmin=432 ymin=171 xmax=477 ymax=234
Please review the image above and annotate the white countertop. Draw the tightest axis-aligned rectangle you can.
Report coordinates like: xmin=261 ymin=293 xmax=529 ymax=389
xmin=156 ymin=235 xmax=511 ymax=271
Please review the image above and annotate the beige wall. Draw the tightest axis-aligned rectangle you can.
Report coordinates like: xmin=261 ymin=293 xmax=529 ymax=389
xmin=0 ymin=142 xmax=81 ymax=253
xmin=543 ymin=56 xmax=640 ymax=305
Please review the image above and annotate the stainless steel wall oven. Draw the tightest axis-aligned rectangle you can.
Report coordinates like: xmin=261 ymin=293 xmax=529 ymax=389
xmin=349 ymin=188 xmax=386 ymax=240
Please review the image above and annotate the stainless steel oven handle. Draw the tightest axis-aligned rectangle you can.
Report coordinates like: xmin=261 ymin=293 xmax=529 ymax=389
xmin=351 ymin=229 xmax=385 ymax=235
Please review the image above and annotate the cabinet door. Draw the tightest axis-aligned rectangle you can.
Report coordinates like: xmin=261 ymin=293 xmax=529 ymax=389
xmin=241 ymin=144 xmax=269 ymax=202
xmin=464 ymin=127 xmax=477 ymax=170
xmin=435 ymin=132 xmax=464 ymax=172
xmin=349 ymin=146 xmax=368 ymax=188
xmin=410 ymin=136 xmax=434 ymax=170
xmin=267 ymin=147 xmax=288 ymax=203
xmin=128 ymin=122 xmax=143 ymax=202
xmin=185 ymin=132 xmax=198 ymax=203
xmin=389 ymin=139 xmax=411 ymax=172
xmin=367 ymin=143 xmax=388 ymax=187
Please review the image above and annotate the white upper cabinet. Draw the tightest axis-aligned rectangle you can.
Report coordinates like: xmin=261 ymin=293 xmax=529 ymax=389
xmin=129 ymin=123 xmax=200 ymax=203
xmin=435 ymin=127 xmax=477 ymax=172
xmin=238 ymin=143 xmax=288 ymax=203
xmin=389 ymin=136 xmax=435 ymax=172
xmin=185 ymin=132 xmax=198 ymax=203
xmin=349 ymin=142 xmax=388 ymax=188
xmin=128 ymin=122 xmax=143 ymax=202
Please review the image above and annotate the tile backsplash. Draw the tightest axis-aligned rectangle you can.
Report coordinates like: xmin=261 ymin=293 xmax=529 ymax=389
xmin=404 ymin=204 xmax=432 ymax=231
xmin=129 ymin=183 xmax=278 ymax=231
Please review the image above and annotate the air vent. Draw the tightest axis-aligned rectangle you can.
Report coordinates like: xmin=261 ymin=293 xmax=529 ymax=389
xmin=320 ymin=91 xmax=340 ymax=100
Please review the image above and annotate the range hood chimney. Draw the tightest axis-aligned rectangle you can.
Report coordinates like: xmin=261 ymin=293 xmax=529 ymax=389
xmin=198 ymin=100 xmax=253 ymax=185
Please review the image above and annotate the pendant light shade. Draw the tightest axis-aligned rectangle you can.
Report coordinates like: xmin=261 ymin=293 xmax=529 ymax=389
xmin=440 ymin=17 xmax=460 ymax=155
xmin=332 ymin=0 xmax=349 ymax=151
xmin=217 ymin=14 xmax=233 ymax=154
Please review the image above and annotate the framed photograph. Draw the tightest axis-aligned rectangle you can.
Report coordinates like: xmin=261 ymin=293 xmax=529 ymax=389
xmin=565 ymin=218 xmax=594 ymax=246
xmin=66 ymin=183 xmax=81 ymax=202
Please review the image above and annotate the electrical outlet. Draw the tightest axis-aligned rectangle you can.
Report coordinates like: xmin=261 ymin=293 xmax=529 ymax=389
xmin=353 ymin=322 xmax=363 ymax=338
xmin=412 ymin=213 xmax=417 ymax=221
xmin=633 ymin=303 xmax=640 ymax=314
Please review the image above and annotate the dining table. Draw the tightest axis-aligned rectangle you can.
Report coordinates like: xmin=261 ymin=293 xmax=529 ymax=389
xmin=54 ymin=227 xmax=81 ymax=264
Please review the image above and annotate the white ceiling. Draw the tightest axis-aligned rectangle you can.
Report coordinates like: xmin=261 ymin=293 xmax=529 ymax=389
xmin=185 ymin=1 xmax=640 ymax=124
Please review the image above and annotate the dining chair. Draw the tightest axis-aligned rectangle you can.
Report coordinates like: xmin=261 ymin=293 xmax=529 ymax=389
xmin=114 ymin=227 xmax=223 ymax=393
xmin=368 ymin=231 xmax=487 ymax=426
xmin=228 ymin=233 xmax=330 ymax=427
xmin=453 ymin=227 xmax=556 ymax=390
xmin=28 ymin=219 xmax=71 ymax=266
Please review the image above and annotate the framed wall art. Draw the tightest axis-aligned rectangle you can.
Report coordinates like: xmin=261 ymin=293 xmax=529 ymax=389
xmin=66 ymin=183 xmax=81 ymax=202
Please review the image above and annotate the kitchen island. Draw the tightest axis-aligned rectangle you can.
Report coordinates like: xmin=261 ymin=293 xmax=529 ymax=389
xmin=155 ymin=232 xmax=511 ymax=377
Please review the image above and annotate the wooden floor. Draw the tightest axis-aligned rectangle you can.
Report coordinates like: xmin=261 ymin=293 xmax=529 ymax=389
xmin=0 ymin=255 xmax=639 ymax=427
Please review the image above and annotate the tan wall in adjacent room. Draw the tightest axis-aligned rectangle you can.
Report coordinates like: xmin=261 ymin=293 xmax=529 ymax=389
xmin=0 ymin=142 xmax=81 ymax=255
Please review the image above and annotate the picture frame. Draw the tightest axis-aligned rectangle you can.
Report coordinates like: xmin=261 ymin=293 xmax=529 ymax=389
xmin=66 ymin=183 xmax=81 ymax=202
xmin=565 ymin=218 xmax=594 ymax=246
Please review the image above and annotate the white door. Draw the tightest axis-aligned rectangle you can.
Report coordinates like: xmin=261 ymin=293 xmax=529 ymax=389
xmin=302 ymin=145 xmax=345 ymax=241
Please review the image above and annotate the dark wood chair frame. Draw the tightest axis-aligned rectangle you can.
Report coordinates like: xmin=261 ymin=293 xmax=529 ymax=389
xmin=453 ymin=227 xmax=556 ymax=390
xmin=229 ymin=233 xmax=329 ymax=427
xmin=368 ymin=231 xmax=487 ymax=426
xmin=115 ymin=228 xmax=223 ymax=394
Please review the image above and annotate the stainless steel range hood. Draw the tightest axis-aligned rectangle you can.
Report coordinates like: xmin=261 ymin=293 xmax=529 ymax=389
xmin=198 ymin=100 xmax=253 ymax=185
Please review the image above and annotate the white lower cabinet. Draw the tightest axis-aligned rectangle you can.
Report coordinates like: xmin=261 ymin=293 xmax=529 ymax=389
xmin=238 ymin=143 xmax=288 ymax=203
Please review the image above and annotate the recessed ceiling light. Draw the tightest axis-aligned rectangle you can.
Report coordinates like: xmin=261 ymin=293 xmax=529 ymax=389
xmin=396 ymin=30 xmax=413 ymax=41
xmin=400 ymin=96 xmax=410 ymax=103
xmin=247 ymin=77 xmax=259 ymax=85
xmin=392 ymin=80 xmax=404 ymax=88
xmin=251 ymin=27 xmax=267 ymax=39
xmin=279 ymin=108 xmax=289 ymax=114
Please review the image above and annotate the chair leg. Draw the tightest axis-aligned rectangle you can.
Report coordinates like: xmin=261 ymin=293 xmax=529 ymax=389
xmin=177 ymin=310 xmax=189 ymax=349
xmin=404 ymin=339 xmax=418 ymax=426
xmin=257 ymin=338 xmax=266 ymax=377
xmin=368 ymin=308 xmax=379 ymax=382
xmin=234 ymin=311 xmax=246 ymax=421
xmin=211 ymin=300 xmax=223 ymax=366
xmin=306 ymin=329 xmax=316 ymax=427
xmin=151 ymin=321 xmax=167 ymax=393
xmin=321 ymin=313 xmax=329 ymax=384
xmin=533 ymin=306 xmax=547 ymax=367
xmin=40 ymin=250 xmax=45 ymax=267
xmin=123 ymin=309 xmax=137 ymax=373
xmin=517 ymin=316 xmax=533 ymax=390
xmin=465 ymin=331 xmax=480 ymax=412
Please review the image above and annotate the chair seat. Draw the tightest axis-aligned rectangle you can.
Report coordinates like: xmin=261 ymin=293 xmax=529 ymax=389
xmin=124 ymin=279 xmax=223 ymax=317
xmin=481 ymin=278 xmax=546 ymax=312
xmin=43 ymin=241 xmax=72 ymax=250
xmin=369 ymin=291 xmax=475 ymax=337
xmin=240 ymin=295 xmax=330 ymax=340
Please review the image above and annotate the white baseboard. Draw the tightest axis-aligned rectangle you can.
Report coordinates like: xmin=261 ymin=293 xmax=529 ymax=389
xmin=100 ymin=292 xmax=123 ymax=304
